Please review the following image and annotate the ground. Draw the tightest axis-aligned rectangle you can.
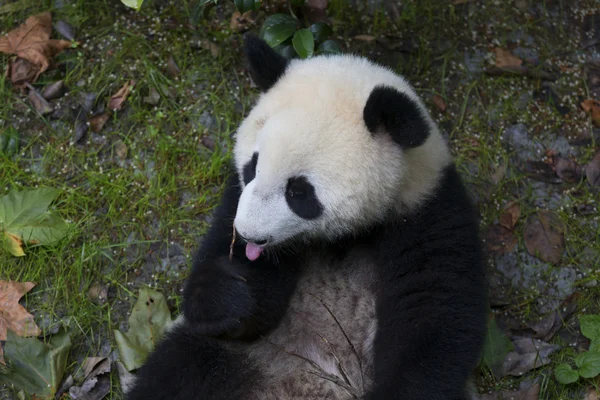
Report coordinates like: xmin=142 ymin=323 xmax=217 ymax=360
xmin=0 ymin=0 xmax=599 ymax=399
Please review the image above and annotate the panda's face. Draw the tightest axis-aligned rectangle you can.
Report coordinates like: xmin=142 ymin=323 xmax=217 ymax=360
xmin=232 ymin=37 xmax=451 ymax=259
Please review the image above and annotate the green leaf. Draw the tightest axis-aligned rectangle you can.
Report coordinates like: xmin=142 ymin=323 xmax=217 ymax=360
xmin=574 ymin=352 xmax=600 ymax=379
xmin=114 ymin=287 xmax=174 ymax=371
xmin=274 ymin=44 xmax=297 ymax=59
xmin=481 ymin=317 xmax=514 ymax=379
xmin=318 ymin=39 xmax=342 ymax=55
xmin=554 ymin=363 xmax=579 ymax=384
xmin=234 ymin=0 xmax=256 ymax=14
xmin=0 ymin=188 xmax=69 ymax=256
xmin=259 ymin=14 xmax=297 ymax=48
xmin=0 ymin=329 xmax=71 ymax=398
xmin=120 ymin=0 xmax=144 ymax=10
xmin=309 ymin=22 xmax=332 ymax=43
xmin=0 ymin=126 xmax=19 ymax=156
xmin=292 ymin=29 xmax=314 ymax=59
xmin=580 ymin=315 xmax=600 ymax=340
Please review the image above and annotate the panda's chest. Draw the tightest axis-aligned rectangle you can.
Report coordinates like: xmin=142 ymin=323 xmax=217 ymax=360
xmin=248 ymin=251 xmax=378 ymax=399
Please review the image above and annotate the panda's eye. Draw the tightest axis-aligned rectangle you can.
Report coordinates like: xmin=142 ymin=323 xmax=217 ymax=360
xmin=242 ymin=152 xmax=259 ymax=185
xmin=286 ymin=178 xmax=309 ymax=200
xmin=285 ymin=176 xmax=323 ymax=220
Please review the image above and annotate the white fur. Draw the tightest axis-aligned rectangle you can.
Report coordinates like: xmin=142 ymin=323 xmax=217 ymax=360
xmin=233 ymin=55 xmax=451 ymax=245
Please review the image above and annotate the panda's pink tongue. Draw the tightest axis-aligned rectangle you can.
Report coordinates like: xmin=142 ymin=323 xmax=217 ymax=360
xmin=245 ymin=242 xmax=263 ymax=261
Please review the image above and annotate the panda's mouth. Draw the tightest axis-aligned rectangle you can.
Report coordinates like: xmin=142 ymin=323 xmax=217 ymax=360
xmin=245 ymin=242 xmax=265 ymax=261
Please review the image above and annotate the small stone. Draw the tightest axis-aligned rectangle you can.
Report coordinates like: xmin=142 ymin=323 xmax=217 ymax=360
xmin=114 ymin=140 xmax=128 ymax=160
xmin=87 ymin=283 xmax=108 ymax=305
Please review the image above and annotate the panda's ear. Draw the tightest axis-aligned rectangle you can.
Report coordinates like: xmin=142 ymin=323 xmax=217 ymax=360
xmin=243 ymin=34 xmax=288 ymax=92
xmin=363 ymin=85 xmax=430 ymax=148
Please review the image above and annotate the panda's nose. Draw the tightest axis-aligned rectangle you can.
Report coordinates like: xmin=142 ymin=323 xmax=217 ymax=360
xmin=252 ymin=238 xmax=269 ymax=246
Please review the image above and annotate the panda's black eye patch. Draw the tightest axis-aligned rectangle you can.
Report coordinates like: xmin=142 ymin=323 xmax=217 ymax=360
xmin=285 ymin=176 xmax=323 ymax=220
xmin=243 ymin=152 xmax=258 ymax=185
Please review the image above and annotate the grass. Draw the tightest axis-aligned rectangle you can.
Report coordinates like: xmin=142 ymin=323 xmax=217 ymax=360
xmin=1 ymin=0 xmax=600 ymax=398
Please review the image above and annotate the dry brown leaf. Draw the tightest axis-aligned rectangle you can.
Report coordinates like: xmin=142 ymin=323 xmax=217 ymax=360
xmin=499 ymin=201 xmax=520 ymax=230
xmin=553 ymin=156 xmax=583 ymax=183
xmin=586 ymin=150 xmax=600 ymax=187
xmin=166 ymin=55 xmax=180 ymax=78
xmin=0 ymin=281 xmax=42 ymax=364
xmin=0 ymin=12 xmax=72 ymax=86
xmin=89 ymin=112 xmax=111 ymax=133
xmin=230 ymin=10 xmax=255 ymax=33
xmin=585 ymin=388 xmax=599 ymax=400
xmin=581 ymin=99 xmax=600 ymax=127
xmin=108 ymin=80 xmax=134 ymax=111
xmin=493 ymin=48 xmax=523 ymax=69
xmin=484 ymin=224 xmax=518 ymax=256
xmin=524 ymin=211 xmax=565 ymax=265
xmin=432 ymin=94 xmax=447 ymax=112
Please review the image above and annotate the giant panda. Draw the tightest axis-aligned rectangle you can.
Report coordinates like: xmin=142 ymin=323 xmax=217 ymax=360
xmin=126 ymin=34 xmax=487 ymax=400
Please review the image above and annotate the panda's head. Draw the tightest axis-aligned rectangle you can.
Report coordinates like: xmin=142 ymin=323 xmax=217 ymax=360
xmin=234 ymin=35 xmax=451 ymax=260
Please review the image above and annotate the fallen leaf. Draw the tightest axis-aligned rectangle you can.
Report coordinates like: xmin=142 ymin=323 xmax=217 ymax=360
xmin=481 ymin=316 xmax=514 ymax=380
xmin=503 ymin=337 xmax=559 ymax=376
xmin=114 ymin=286 xmax=173 ymax=371
xmin=479 ymin=383 xmax=540 ymax=400
xmin=0 ymin=281 xmax=41 ymax=364
xmin=0 ymin=12 xmax=72 ymax=86
xmin=230 ymin=10 xmax=255 ymax=32
xmin=524 ymin=211 xmax=565 ymax=265
xmin=484 ymin=224 xmax=517 ymax=256
xmin=586 ymin=388 xmax=599 ymax=400
xmin=88 ymin=112 xmax=111 ymax=133
xmin=0 ymin=188 xmax=69 ymax=256
xmin=554 ymin=156 xmax=583 ymax=183
xmin=432 ymin=94 xmax=447 ymax=112
xmin=0 ymin=329 xmax=71 ymax=398
xmin=499 ymin=201 xmax=520 ymax=230
xmin=581 ymin=99 xmax=600 ymax=127
xmin=524 ymin=160 xmax=562 ymax=183
xmin=166 ymin=54 xmax=180 ymax=78
xmin=41 ymin=80 xmax=65 ymax=100
xmin=6 ymin=58 xmax=38 ymax=87
xmin=493 ymin=48 xmax=523 ymax=69
xmin=108 ymin=80 xmax=134 ymax=111
xmin=69 ymin=357 xmax=111 ymax=400
xmin=26 ymin=83 xmax=53 ymax=115
xmin=586 ymin=150 xmax=600 ymax=187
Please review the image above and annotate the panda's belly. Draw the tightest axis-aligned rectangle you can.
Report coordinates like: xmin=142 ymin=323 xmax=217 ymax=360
xmin=247 ymin=252 xmax=378 ymax=400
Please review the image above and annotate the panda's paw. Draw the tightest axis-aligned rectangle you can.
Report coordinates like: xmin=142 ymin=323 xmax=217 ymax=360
xmin=182 ymin=257 xmax=256 ymax=336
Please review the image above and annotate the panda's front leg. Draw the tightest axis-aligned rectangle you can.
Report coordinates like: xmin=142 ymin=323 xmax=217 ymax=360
xmin=182 ymin=174 xmax=299 ymax=340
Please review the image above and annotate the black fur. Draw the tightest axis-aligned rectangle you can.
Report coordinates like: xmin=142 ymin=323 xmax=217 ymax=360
xmin=242 ymin=152 xmax=258 ymax=185
xmin=244 ymin=34 xmax=288 ymax=91
xmin=127 ymin=165 xmax=486 ymax=400
xmin=364 ymin=85 xmax=430 ymax=148
xmin=285 ymin=176 xmax=323 ymax=220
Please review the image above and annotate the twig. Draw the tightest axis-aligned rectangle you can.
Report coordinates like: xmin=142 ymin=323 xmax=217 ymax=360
xmin=308 ymin=292 xmax=365 ymax=393
xmin=229 ymin=222 xmax=236 ymax=261
xmin=265 ymin=339 xmax=359 ymax=398
xmin=316 ymin=332 xmax=353 ymax=389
